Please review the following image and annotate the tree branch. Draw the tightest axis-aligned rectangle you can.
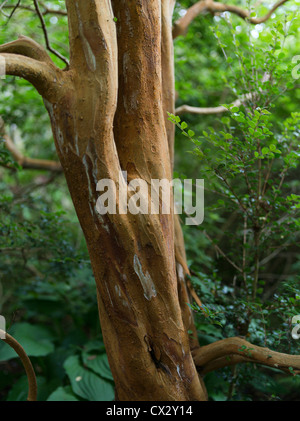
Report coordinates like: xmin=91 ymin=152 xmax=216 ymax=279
xmin=204 ymin=230 xmax=243 ymax=273
xmin=3 ymin=133 xmax=62 ymax=171
xmin=0 ymin=35 xmax=54 ymax=64
xmin=0 ymin=118 xmax=62 ymax=172
xmin=175 ymin=102 xmax=236 ymax=116
xmin=2 ymin=3 xmax=67 ymax=16
xmin=175 ymin=93 xmax=253 ymax=115
xmin=0 ymin=329 xmax=37 ymax=401
xmin=32 ymin=0 xmax=69 ymax=67
xmin=0 ymin=51 xmax=67 ymax=101
xmin=4 ymin=0 xmax=20 ymax=21
xmin=175 ymin=103 xmax=228 ymax=116
xmin=192 ymin=337 xmax=300 ymax=376
xmin=173 ymin=0 xmax=290 ymax=39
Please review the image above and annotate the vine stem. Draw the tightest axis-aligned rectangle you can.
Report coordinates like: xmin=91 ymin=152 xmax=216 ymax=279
xmin=0 ymin=329 xmax=37 ymax=401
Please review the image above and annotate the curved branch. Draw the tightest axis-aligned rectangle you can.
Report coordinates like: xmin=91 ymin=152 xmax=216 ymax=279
xmin=0 ymin=52 xmax=68 ymax=101
xmin=0 ymin=329 xmax=37 ymax=401
xmin=192 ymin=337 xmax=300 ymax=376
xmin=0 ymin=35 xmax=54 ymax=64
xmin=33 ymin=0 xmax=69 ymax=67
xmin=173 ymin=0 xmax=290 ymax=39
xmin=176 ymin=103 xmax=231 ymax=116
xmin=213 ymin=0 xmax=290 ymax=25
xmin=3 ymin=134 xmax=62 ymax=172
xmin=0 ymin=117 xmax=62 ymax=172
xmin=175 ymin=93 xmax=253 ymax=115
xmin=3 ymin=3 xmax=67 ymax=16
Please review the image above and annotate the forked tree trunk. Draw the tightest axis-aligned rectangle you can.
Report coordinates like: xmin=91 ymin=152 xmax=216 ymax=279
xmin=2 ymin=0 xmax=300 ymax=402
xmin=42 ymin=0 xmax=206 ymax=401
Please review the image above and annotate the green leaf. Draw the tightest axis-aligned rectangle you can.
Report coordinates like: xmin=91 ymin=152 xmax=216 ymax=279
xmin=6 ymin=376 xmax=31 ymax=402
xmin=7 ymin=376 xmax=51 ymax=401
xmin=63 ymin=355 xmax=114 ymax=401
xmin=47 ymin=386 xmax=79 ymax=401
xmin=221 ymin=117 xmax=230 ymax=125
xmin=82 ymin=352 xmax=114 ymax=382
xmin=0 ymin=323 xmax=55 ymax=361
xmin=181 ymin=121 xmax=188 ymax=130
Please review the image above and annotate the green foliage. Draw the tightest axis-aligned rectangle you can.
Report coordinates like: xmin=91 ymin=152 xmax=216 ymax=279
xmin=0 ymin=0 xmax=299 ymax=403
xmin=63 ymin=354 xmax=114 ymax=401
xmin=172 ymin=8 xmax=300 ymax=401
xmin=0 ymin=323 xmax=55 ymax=360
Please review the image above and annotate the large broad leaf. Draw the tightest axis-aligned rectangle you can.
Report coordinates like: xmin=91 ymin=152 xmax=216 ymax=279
xmin=0 ymin=323 xmax=55 ymax=361
xmin=47 ymin=386 xmax=79 ymax=401
xmin=6 ymin=375 xmax=32 ymax=402
xmin=82 ymin=352 xmax=114 ymax=382
xmin=7 ymin=376 xmax=52 ymax=401
xmin=64 ymin=355 xmax=114 ymax=401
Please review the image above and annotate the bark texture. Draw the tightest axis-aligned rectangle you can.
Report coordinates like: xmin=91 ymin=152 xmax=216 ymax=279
xmin=1 ymin=0 xmax=297 ymax=403
xmin=43 ymin=0 xmax=205 ymax=401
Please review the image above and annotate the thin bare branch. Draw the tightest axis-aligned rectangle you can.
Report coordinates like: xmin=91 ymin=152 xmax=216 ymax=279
xmin=3 ymin=2 xmax=67 ymax=16
xmin=204 ymin=230 xmax=243 ymax=273
xmin=175 ymin=93 xmax=253 ymax=115
xmin=3 ymin=134 xmax=62 ymax=171
xmin=32 ymin=0 xmax=69 ymax=67
xmin=0 ymin=122 xmax=62 ymax=172
xmin=0 ymin=0 xmax=9 ymax=14
xmin=5 ymin=0 xmax=21 ymax=22
xmin=173 ymin=0 xmax=290 ymax=39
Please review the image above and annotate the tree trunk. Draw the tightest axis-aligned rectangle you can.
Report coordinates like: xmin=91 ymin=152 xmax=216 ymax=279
xmin=2 ymin=0 xmax=300 ymax=402
xmin=42 ymin=0 xmax=206 ymax=401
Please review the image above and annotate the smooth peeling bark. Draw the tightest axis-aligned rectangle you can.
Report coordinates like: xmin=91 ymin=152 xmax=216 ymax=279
xmin=161 ymin=0 xmax=176 ymax=166
xmin=41 ymin=0 xmax=206 ymax=401
xmin=1 ymin=0 xmax=299 ymax=402
xmin=161 ymin=0 xmax=202 ymax=355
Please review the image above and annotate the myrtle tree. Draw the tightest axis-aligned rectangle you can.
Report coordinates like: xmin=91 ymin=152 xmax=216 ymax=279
xmin=0 ymin=0 xmax=299 ymax=401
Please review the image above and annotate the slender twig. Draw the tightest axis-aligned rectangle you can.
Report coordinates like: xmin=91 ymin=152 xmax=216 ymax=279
xmin=32 ymin=0 xmax=69 ymax=66
xmin=5 ymin=0 xmax=21 ymax=22
xmin=3 ymin=3 xmax=67 ymax=16
xmin=0 ymin=0 xmax=9 ymax=13
xmin=204 ymin=230 xmax=243 ymax=273
xmin=173 ymin=0 xmax=291 ymax=39
xmin=261 ymin=158 xmax=274 ymax=198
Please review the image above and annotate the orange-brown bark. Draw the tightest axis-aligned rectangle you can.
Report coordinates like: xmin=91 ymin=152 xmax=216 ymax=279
xmin=46 ymin=0 xmax=205 ymax=401
xmin=1 ymin=0 xmax=297 ymax=403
